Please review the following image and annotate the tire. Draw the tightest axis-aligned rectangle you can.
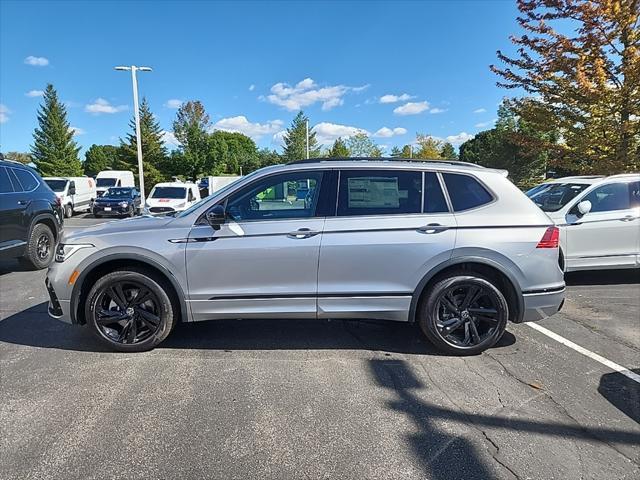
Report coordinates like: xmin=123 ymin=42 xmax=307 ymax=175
xmin=93 ymin=213 xmax=101 ymax=218
xmin=418 ymin=273 xmax=508 ymax=356
xmin=19 ymin=223 xmax=55 ymax=270
xmin=64 ymin=203 xmax=73 ymax=218
xmin=128 ymin=206 xmax=135 ymax=217
xmin=85 ymin=268 xmax=176 ymax=352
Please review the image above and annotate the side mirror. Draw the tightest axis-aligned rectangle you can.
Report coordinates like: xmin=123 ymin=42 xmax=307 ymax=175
xmin=69 ymin=187 xmax=76 ymax=195
xmin=206 ymin=204 xmax=226 ymax=230
xmin=577 ymin=200 xmax=592 ymax=216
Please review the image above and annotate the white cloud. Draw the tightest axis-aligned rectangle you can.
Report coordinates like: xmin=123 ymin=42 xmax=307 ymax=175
xmin=475 ymin=119 xmax=497 ymax=128
xmin=249 ymin=84 xmax=256 ymax=91
xmin=68 ymin=126 xmax=85 ymax=136
xmin=473 ymin=108 xmax=486 ymax=114
xmin=161 ymin=131 xmax=179 ymax=147
xmin=393 ymin=101 xmax=430 ymax=115
xmin=373 ymin=127 xmax=407 ymax=138
xmin=379 ymin=93 xmax=412 ymax=104
xmin=211 ymin=116 xmax=283 ymax=140
xmin=313 ymin=122 xmax=368 ymax=145
xmin=445 ymin=132 xmax=474 ymax=146
xmin=265 ymin=78 xmax=366 ymax=111
xmin=25 ymin=90 xmax=44 ymax=97
xmin=164 ymin=99 xmax=183 ymax=109
xmin=0 ymin=104 xmax=11 ymax=123
xmin=272 ymin=130 xmax=287 ymax=146
xmin=85 ymin=98 xmax=128 ymax=115
xmin=24 ymin=56 xmax=49 ymax=66
xmin=429 ymin=107 xmax=447 ymax=114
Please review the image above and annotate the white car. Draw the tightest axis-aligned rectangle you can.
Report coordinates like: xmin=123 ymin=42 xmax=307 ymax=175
xmin=44 ymin=176 xmax=97 ymax=218
xmin=145 ymin=182 xmax=201 ymax=214
xmin=527 ymin=174 xmax=640 ymax=271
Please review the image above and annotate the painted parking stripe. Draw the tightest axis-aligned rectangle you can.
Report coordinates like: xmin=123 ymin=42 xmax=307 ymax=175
xmin=526 ymin=322 xmax=640 ymax=385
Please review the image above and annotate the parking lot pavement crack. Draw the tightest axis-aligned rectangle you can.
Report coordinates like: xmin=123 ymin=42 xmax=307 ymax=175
xmin=463 ymin=358 xmax=507 ymax=410
xmin=480 ymin=429 xmax=521 ymax=480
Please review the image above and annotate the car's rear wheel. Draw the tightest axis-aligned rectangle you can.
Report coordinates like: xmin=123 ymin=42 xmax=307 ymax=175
xmin=418 ymin=273 xmax=508 ymax=355
xmin=85 ymin=269 xmax=175 ymax=352
xmin=19 ymin=223 xmax=55 ymax=270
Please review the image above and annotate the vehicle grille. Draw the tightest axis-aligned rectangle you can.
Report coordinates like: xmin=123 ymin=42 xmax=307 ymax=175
xmin=149 ymin=207 xmax=175 ymax=213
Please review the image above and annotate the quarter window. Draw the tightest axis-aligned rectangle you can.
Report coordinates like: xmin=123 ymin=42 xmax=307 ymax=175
xmin=424 ymin=172 xmax=449 ymax=213
xmin=442 ymin=173 xmax=493 ymax=211
xmin=0 ymin=167 xmax=13 ymax=193
xmin=226 ymin=171 xmax=323 ymax=221
xmin=580 ymin=182 xmax=630 ymax=213
xmin=10 ymin=168 xmax=39 ymax=192
xmin=337 ymin=170 xmax=422 ymax=216
xmin=627 ymin=181 xmax=639 ymax=208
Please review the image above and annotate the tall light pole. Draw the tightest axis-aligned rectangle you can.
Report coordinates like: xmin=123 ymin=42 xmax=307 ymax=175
xmin=114 ymin=65 xmax=152 ymax=204
xmin=305 ymin=119 xmax=310 ymax=159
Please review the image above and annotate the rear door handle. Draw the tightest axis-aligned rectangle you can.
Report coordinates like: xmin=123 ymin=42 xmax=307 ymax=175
xmin=417 ymin=223 xmax=449 ymax=234
xmin=17 ymin=200 xmax=28 ymax=206
xmin=287 ymin=228 xmax=320 ymax=239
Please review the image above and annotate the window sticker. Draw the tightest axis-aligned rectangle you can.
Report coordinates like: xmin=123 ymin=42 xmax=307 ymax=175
xmin=348 ymin=177 xmax=400 ymax=208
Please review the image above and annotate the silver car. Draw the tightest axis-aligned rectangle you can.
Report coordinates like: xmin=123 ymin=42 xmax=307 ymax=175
xmin=46 ymin=159 xmax=565 ymax=355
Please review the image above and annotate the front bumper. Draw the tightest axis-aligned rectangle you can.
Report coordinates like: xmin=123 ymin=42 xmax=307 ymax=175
xmin=522 ymin=288 xmax=565 ymax=322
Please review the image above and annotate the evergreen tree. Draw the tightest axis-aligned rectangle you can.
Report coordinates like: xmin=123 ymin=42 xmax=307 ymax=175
xmin=118 ymin=98 xmax=168 ymax=193
xmin=31 ymin=84 xmax=82 ymax=176
xmin=328 ymin=137 xmax=350 ymax=158
xmin=282 ymin=111 xmax=320 ymax=162
xmin=172 ymin=100 xmax=210 ymax=179
xmin=346 ymin=133 xmax=382 ymax=157
xmin=440 ymin=142 xmax=458 ymax=159
xmin=84 ymin=144 xmax=119 ymax=176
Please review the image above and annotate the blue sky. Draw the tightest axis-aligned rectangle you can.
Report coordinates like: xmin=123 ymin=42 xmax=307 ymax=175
xmin=0 ymin=0 xmax=522 ymax=156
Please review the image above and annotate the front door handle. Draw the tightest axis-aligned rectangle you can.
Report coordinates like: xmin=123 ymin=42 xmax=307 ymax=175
xmin=17 ymin=200 xmax=28 ymax=206
xmin=287 ymin=228 xmax=320 ymax=239
xmin=417 ymin=223 xmax=449 ymax=234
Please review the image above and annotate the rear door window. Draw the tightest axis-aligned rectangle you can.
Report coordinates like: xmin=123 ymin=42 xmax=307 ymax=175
xmin=337 ymin=170 xmax=422 ymax=216
xmin=424 ymin=172 xmax=449 ymax=213
xmin=0 ymin=167 xmax=13 ymax=193
xmin=442 ymin=173 xmax=493 ymax=211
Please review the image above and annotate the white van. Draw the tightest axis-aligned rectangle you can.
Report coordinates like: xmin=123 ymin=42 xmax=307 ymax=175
xmin=44 ymin=177 xmax=97 ymax=218
xmin=145 ymin=182 xmax=201 ymax=214
xmin=95 ymin=170 xmax=135 ymax=197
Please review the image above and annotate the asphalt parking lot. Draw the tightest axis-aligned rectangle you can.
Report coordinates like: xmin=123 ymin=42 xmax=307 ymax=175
xmin=1 ymin=215 xmax=639 ymax=480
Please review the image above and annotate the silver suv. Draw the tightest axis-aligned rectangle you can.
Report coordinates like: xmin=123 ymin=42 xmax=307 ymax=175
xmin=46 ymin=159 xmax=565 ymax=355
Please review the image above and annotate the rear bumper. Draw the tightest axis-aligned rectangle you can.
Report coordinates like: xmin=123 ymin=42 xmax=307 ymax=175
xmin=521 ymin=288 xmax=565 ymax=322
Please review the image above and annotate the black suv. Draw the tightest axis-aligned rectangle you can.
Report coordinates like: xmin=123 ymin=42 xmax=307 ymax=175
xmin=92 ymin=187 xmax=141 ymax=217
xmin=0 ymin=158 xmax=64 ymax=269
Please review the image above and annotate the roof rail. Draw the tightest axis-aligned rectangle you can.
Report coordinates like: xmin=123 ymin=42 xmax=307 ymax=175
xmin=287 ymin=157 xmax=485 ymax=168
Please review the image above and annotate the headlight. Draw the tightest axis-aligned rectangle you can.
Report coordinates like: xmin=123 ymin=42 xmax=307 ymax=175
xmin=55 ymin=243 xmax=94 ymax=263
xmin=118 ymin=201 xmax=129 ymax=207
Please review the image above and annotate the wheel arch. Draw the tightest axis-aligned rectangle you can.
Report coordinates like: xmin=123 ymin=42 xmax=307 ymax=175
xmin=30 ymin=212 xmax=60 ymax=242
xmin=409 ymin=256 xmax=524 ymax=324
xmin=70 ymin=253 xmax=188 ymax=325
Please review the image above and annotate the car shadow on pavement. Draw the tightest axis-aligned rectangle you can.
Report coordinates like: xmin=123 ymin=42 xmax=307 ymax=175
xmin=0 ymin=259 xmax=32 ymax=276
xmin=565 ymin=269 xmax=640 ymax=286
xmin=369 ymin=359 xmax=640 ymax=480
xmin=598 ymin=370 xmax=640 ymax=424
xmin=0 ymin=302 xmax=516 ymax=355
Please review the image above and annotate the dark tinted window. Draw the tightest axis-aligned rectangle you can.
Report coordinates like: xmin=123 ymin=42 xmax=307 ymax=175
xmin=527 ymin=182 xmax=590 ymax=212
xmin=424 ymin=172 xmax=449 ymax=213
xmin=104 ymin=187 xmax=133 ymax=198
xmin=226 ymin=171 xmax=323 ymax=221
xmin=150 ymin=187 xmax=187 ymax=199
xmin=45 ymin=179 xmax=68 ymax=192
xmin=581 ymin=182 xmax=630 ymax=212
xmin=11 ymin=168 xmax=39 ymax=191
xmin=0 ymin=167 xmax=13 ymax=193
xmin=337 ymin=170 xmax=422 ymax=216
xmin=443 ymin=173 xmax=493 ymax=211
xmin=628 ymin=181 xmax=639 ymax=208
xmin=96 ymin=178 xmax=117 ymax=187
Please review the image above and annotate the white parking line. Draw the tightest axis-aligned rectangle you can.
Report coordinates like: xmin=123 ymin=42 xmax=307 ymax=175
xmin=526 ymin=322 xmax=640 ymax=384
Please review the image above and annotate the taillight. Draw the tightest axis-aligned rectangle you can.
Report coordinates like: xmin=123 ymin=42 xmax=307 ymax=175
xmin=537 ymin=226 xmax=560 ymax=248
xmin=55 ymin=196 xmax=62 ymax=207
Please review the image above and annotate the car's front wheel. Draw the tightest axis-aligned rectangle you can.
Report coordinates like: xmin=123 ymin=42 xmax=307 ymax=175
xmin=64 ymin=204 xmax=73 ymax=218
xmin=85 ymin=269 xmax=176 ymax=352
xmin=418 ymin=273 xmax=508 ymax=355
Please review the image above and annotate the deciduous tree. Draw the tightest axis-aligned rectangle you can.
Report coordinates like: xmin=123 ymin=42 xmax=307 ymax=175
xmin=346 ymin=133 xmax=382 ymax=157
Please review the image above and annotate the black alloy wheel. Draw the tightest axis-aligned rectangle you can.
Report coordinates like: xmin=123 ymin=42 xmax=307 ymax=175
xmin=86 ymin=269 xmax=176 ymax=351
xmin=419 ymin=274 xmax=508 ymax=355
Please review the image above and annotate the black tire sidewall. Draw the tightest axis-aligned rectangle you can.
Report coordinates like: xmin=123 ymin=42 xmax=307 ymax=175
xmin=85 ymin=270 xmax=175 ymax=352
xmin=419 ymin=275 xmax=508 ymax=356
xmin=22 ymin=223 xmax=54 ymax=270
xmin=65 ymin=204 xmax=73 ymax=218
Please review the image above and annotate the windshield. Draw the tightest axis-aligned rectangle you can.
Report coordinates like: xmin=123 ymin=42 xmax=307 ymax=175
xmin=96 ymin=177 xmax=117 ymax=187
xmin=44 ymin=179 xmax=68 ymax=192
xmin=150 ymin=186 xmax=186 ymax=199
xmin=103 ymin=187 xmax=133 ymax=198
xmin=527 ymin=183 xmax=590 ymax=212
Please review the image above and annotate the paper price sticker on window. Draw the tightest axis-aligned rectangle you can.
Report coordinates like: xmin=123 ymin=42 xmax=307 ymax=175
xmin=348 ymin=177 xmax=400 ymax=208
